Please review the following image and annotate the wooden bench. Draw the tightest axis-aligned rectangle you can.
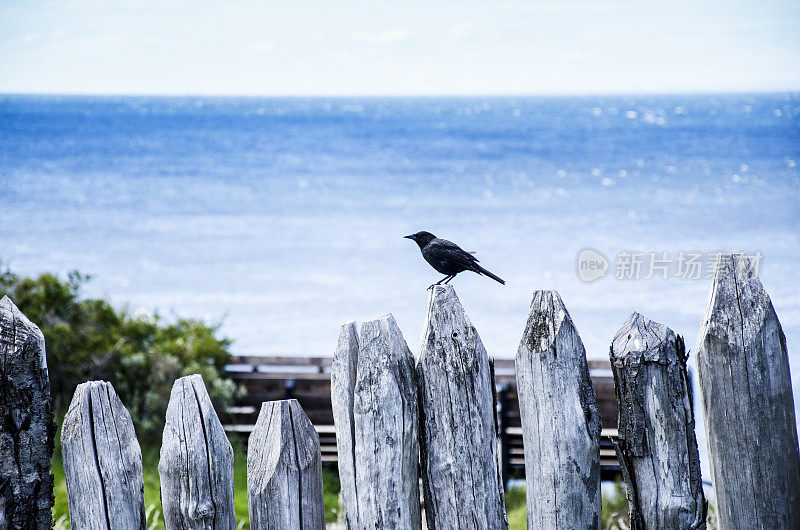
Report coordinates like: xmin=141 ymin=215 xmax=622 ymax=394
xmin=224 ymin=355 xmax=621 ymax=481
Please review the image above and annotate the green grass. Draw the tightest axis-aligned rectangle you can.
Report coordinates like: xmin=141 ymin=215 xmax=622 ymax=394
xmin=503 ymin=481 xmax=631 ymax=530
xmin=505 ymin=487 xmax=527 ymax=529
xmin=322 ymin=468 xmax=343 ymax=523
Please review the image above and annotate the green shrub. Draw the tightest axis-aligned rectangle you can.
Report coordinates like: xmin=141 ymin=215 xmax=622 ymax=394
xmin=0 ymin=265 xmax=235 ymax=443
xmin=602 ymin=477 xmax=629 ymax=529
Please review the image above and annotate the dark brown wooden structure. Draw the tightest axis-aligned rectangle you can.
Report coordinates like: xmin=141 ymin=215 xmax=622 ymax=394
xmin=224 ymin=355 xmax=620 ymax=482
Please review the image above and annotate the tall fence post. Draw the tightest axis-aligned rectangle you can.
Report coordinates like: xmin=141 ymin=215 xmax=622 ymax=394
xmin=61 ymin=380 xmax=145 ymax=529
xmin=247 ymin=399 xmax=325 ymax=530
xmin=159 ymin=374 xmax=235 ymax=529
xmin=611 ymin=312 xmax=705 ymax=529
xmin=697 ymin=253 xmax=800 ymax=528
xmin=0 ymin=296 xmax=54 ymax=528
xmin=515 ymin=290 xmax=601 ymax=529
xmin=331 ymin=314 xmax=421 ymax=528
xmin=330 ymin=321 xmax=360 ymax=528
xmin=417 ymin=285 xmax=507 ymax=529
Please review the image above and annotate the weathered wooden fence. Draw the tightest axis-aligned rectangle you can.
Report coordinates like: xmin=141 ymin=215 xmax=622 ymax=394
xmin=417 ymin=286 xmax=506 ymax=529
xmin=61 ymin=380 xmax=145 ymax=529
xmin=331 ymin=314 xmax=421 ymax=528
xmin=1 ymin=252 xmax=799 ymax=530
xmin=697 ymin=254 xmax=800 ymax=529
xmin=610 ymin=313 xmax=705 ymax=529
xmin=159 ymin=374 xmax=235 ymax=529
xmin=516 ymin=290 xmax=601 ymax=529
xmin=248 ymin=399 xmax=325 ymax=529
xmin=59 ymin=377 xmax=326 ymax=529
xmin=0 ymin=296 xmax=55 ymax=528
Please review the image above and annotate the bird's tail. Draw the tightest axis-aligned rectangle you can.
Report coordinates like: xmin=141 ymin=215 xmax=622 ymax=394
xmin=475 ymin=264 xmax=505 ymax=285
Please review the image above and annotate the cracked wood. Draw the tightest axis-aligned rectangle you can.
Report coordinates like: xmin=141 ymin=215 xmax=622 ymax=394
xmin=516 ymin=290 xmax=601 ymax=530
xmin=696 ymin=253 xmax=800 ymax=529
xmin=61 ymin=380 xmax=145 ymax=530
xmin=248 ymin=399 xmax=325 ymax=530
xmin=0 ymin=296 xmax=55 ymax=528
xmin=332 ymin=314 xmax=421 ymax=529
xmin=611 ymin=313 xmax=705 ymax=530
xmin=417 ymin=285 xmax=507 ymax=530
xmin=159 ymin=374 xmax=235 ymax=529
xmin=330 ymin=321 xmax=360 ymax=529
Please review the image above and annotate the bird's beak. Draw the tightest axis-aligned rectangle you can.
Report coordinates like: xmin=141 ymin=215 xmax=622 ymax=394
xmin=404 ymin=234 xmax=415 ymax=240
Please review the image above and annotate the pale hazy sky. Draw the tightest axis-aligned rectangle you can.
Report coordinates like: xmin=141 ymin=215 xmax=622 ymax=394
xmin=1 ymin=0 xmax=799 ymax=96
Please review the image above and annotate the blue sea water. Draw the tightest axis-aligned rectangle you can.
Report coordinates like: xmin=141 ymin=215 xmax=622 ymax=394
xmin=1 ymin=94 xmax=799 ymax=475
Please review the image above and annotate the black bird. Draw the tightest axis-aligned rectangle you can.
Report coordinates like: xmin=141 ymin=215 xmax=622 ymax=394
xmin=405 ymin=231 xmax=505 ymax=288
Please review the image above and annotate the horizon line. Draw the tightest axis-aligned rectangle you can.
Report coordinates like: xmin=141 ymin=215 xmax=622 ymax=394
xmin=2 ymin=88 xmax=799 ymax=100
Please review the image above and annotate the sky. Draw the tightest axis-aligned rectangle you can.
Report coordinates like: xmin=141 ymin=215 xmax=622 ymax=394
xmin=1 ymin=0 xmax=799 ymax=96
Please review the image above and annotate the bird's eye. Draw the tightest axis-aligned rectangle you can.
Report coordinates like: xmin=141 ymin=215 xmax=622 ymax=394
xmin=452 ymin=332 xmax=458 ymax=338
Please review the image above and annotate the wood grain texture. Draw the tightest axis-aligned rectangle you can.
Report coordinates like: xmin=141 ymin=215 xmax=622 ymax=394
xmin=247 ymin=399 xmax=325 ymax=530
xmin=696 ymin=253 xmax=800 ymax=529
xmin=515 ymin=290 xmax=601 ymax=530
xmin=159 ymin=374 xmax=235 ymax=529
xmin=417 ymin=285 xmax=507 ymax=530
xmin=611 ymin=313 xmax=705 ymax=530
xmin=0 ymin=295 xmax=55 ymax=529
xmin=330 ymin=321 xmax=360 ymax=528
xmin=61 ymin=380 xmax=145 ymax=530
xmin=350 ymin=314 xmax=421 ymax=529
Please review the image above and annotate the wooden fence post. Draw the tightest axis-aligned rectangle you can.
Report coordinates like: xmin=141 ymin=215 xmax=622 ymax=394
xmin=330 ymin=321 xmax=359 ymax=528
xmin=0 ymin=296 xmax=54 ymax=528
xmin=331 ymin=314 xmax=421 ymax=529
xmin=610 ymin=312 xmax=705 ymax=530
xmin=159 ymin=374 xmax=235 ymax=529
xmin=61 ymin=380 xmax=145 ymax=529
xmin=697 ymin=253 xmax=800 ymax=529
xmin=247 ymin=399 xmax=325 ymax=530
xmin=417 ymin=285 xmax=507 ymax=529
xmin=516 ymin=290 xmax=601 ymax=529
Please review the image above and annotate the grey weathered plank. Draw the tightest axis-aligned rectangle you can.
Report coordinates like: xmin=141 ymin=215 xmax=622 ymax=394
xmin=61 ymin=380 xmax=145 ymax=530
xmin=611 ymin=312 xmax=705 ymax=530
xmin=349 ymin=314 xmax=421 ymax=528
xmin=0 ymin=296 xmax=54 ymax=528
xmin=516 ymin=290 xmax=601 ymax=530
xmin=330 ymin=321 xmax=360 ymax=528
xmin=696 ymin=253 xmax=800 ymax=529
xmin=248 ymin=399 xmax=325 ymax=530
xmin=159 ymin=374 xmax=236 ymax=529
xmin=417 ymin=285 xmax=507 ymax=530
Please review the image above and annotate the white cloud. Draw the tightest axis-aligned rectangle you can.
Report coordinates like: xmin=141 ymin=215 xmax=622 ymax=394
xmin=248 ymin=40 xmax=275 ymax=53
xmin=23 ymin=30 xmax=64 ymax=44
xmin=327 ymin=50 xmax=356 ymax=63
xmin=351 ymin=29 xmax=409 ymax=44
xmin=447 ymin=23 xmax=474 ymax=41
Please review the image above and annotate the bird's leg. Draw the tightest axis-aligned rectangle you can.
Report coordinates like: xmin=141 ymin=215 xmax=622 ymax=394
xmin=428 ymin=275 xmax=451 ymax=290
xmin=442 ymin=274 xmax=456 ymax=284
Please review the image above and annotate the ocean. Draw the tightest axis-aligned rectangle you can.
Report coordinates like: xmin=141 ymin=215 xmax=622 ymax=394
xmin=1 ymin=93 xmax=799 ymax=475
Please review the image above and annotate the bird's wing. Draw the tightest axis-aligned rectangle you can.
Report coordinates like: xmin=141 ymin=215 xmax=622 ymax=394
xmin=432 ymin=238 xmax=480 ymax=265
